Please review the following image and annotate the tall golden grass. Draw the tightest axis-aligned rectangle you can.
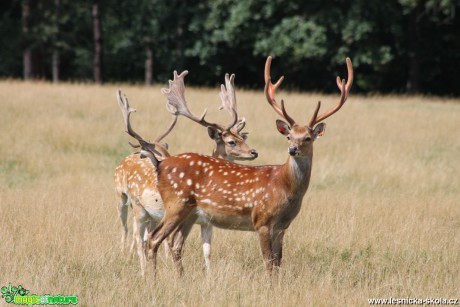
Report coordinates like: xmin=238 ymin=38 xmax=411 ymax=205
xmin=0 ymin=80 xmax=459 ymax=306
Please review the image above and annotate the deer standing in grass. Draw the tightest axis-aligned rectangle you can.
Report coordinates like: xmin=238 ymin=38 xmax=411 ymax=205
xmin=127 ymin=56 xmax=353 ymax=276
xmin=114 ymin=71 xmax=258 ymax=276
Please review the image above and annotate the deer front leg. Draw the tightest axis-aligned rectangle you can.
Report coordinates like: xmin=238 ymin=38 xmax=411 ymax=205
xmin=201 ymin=223 xmax=213 ymax=273
xmin=257 ymin=225 xmax=274 ymax=273
xmin=271 ymin=229 xmax=285 ymax=268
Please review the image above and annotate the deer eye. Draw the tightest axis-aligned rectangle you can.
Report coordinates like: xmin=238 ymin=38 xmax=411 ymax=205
xmin=227 ymin=140 xmax=236 ymax=146
xmin=305 ymin=137 xmax=312 ymax=142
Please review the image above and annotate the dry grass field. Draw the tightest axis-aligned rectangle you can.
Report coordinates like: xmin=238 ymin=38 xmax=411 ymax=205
xmin=0 ymin=80 xmax=459 ymax=306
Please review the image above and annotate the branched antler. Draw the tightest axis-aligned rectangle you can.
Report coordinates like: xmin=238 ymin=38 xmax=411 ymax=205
xmin=218 ymin=73 xmax=239 ymax=130
xmin=264 ymin=56 xmax=295 ymax=126
xmin=264 ymin=56 xmax=353 ymax=128
xmin=162 ymin=70 xmax=230 ymax=132
xmin=116 ymin=90 xmax=164 ymax=160
xmin=308 ymin=58 xmax=353 ymax=128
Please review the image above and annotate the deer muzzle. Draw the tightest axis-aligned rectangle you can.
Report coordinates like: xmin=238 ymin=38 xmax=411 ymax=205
xmin=288 ymin=146 xmax=298 ymax=156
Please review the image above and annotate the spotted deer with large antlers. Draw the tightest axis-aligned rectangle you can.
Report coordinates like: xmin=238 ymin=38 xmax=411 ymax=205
xmin=114 ymin=71 xmax=258 ymax=276
xmin=132 ymin=56 xmax=353 ymax=276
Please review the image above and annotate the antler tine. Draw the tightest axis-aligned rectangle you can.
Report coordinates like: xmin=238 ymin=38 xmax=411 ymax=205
xmin=117 ymin=89 xmax=141 ymax=142
xmin=154 ymin=115 xmax=178 ymax=143
xmin=336 ymin=57 xmax=354 ymax=97
xmin=116 ymin=89 xmax=161 ymax=156
xmin=307 ymin=101 xmax=322 ymax=129
xmin=236 ymin=117 xmax=246 ymax=132
xmin=308 ymin=57 xmax=353 ymax=127
xmin=264 ymin=56 xmax=295 ymax=126
xmin=219 ymin=73 xmax=239 ymax=130
xmin=161 ymin=70 xmax=225 ymax=131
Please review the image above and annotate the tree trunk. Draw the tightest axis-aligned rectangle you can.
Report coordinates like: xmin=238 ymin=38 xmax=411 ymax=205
xmin=176 ymin=24 xmax=184 ymax=71
xmin=406 ymin=3 xmax=423 ymax=94
xmin=145 ymin=46 xmax=153 ymax=86
xmin=52 ymin=50 xmax=60 ymax=83
xmin=52 ymin=0 xmax=60 ymax=83
xmin=175 ymin=3 xmax=185 ymax=71
xmin=92 ymin=0 xmax=102 ymax=84
xmin=22 ymin=0 xmax=32 ymax=80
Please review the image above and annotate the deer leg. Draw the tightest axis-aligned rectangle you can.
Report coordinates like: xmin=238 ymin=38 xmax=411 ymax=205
xmin=129 ymin=218 xmax=137 ymax=259
xmin=168 ymin=215 xmax=196 ymax=276
xmin=257 ymin=225 xmax=274 ymax=273
xmin=163 ymin=240 xmax=171 ymax=258
xmin=132 ymin=201 xmax=149 ymax=276
xmin=166 ymin=229 xmax=178 ymax=262
xmin=271 ymin=229 xmax=285 ymax=268
xmin=143 ymin=221 xmax=152 ymax=258
xmin=118 ymin=192 xmax=129 ymax=251
xmin=148 ymin=205 xmax=194 ymax=276
xmin=200 ymin=223 xmax=213 ymax=273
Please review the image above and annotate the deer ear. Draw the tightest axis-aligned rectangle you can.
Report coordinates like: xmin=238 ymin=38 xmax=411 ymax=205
xmin=312 ymin=123 xmax=326 ymax=139
xmin=140 ymin=150 xmax=160 ymax=167
xmin=276 ymin=119 xmax=290 ymax=136
xmin=207 ymin=126 xmax=221 ymax=140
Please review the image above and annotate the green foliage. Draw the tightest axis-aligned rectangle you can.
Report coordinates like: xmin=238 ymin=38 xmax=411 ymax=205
xmin=254 ymin=16 xmax=327 ymax=61
xmin=0 ymin=0 xmax=459 ymax=94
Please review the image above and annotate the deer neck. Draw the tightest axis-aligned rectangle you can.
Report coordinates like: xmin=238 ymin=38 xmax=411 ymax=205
xmin=282 ymin=154 xmax=313 ymax=195
xmin=212 ymin=145 xmax=232 ymax=161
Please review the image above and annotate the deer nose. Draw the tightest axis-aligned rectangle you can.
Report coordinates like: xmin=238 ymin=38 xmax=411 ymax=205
xmin=250 ymin=149 xmax=258 ymax=158
xmin=288 ymin=146 xmax=297 ymax=156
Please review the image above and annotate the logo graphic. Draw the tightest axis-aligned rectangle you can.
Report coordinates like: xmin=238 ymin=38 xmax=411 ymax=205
xmin=1 ymin=283 xmax=78 ymax=305
xmin=1 ymin=283 xmax=29 ymax=303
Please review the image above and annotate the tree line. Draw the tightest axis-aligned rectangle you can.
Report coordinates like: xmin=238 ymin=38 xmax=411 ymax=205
xmin=1 ymin=0 xmax=459 ymax=95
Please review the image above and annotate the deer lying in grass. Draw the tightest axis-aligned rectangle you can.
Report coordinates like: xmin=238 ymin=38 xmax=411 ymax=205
xmin=114 ymin=71 xmax=258 ymax=276
xmin=125 ymin=56 xmax=353 ymax=276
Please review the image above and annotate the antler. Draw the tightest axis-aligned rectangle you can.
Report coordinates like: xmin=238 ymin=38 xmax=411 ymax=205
xmin=264 ymin=56 xmax=296 ymax=126
xmin=235 ymin=118 xmax=246 ymax=133
xmin=154 ymin=116 xmax=178 ymax=143
xmin=218 ymin=73 xmax=239 ymax=130
xmin=161 ymin=70 xmax=226 ymax=132
xmin=308 ymin=57 xmax=353 ymax=128
xmin=116 ymin=90 xmax=162 ymax=157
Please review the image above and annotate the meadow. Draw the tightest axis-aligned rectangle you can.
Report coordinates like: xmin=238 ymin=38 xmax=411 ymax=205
xmin=0 ymin=80 xmax=459 ymax=306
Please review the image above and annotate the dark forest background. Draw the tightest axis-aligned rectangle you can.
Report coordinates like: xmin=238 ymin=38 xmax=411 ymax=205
xmin=1 ymin=0 xmax=459 ymax=95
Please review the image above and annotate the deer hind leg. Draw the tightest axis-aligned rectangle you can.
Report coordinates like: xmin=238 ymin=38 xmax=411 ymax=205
xmin=131 ymin=218 xmax=152 ymax=260
xmin=129 ymin=218 xmax=137 ymax=259
xmin=132 ymin=201 xmax=150 ymax=276
xmin=143 ymin=222 xmax=152 ymax=258
xmin=148 ymin=204 xmax=194 ymax=276
xmin=167 ymin=215 xmax=196 ymax=277
xmin=163 ymin=237 xmax=171 ymax=260
xmin=200 ymin=223 xmax=213 ymax=273
xmin=118 ymin=192 xmax=130 ymax=251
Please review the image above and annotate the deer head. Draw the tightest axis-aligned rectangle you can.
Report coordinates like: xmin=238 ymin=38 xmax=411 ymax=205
xmin=161 ymin=71 xmax=258 ymax=161
xmin=264 ymin=56 xmax=353 ymax=158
